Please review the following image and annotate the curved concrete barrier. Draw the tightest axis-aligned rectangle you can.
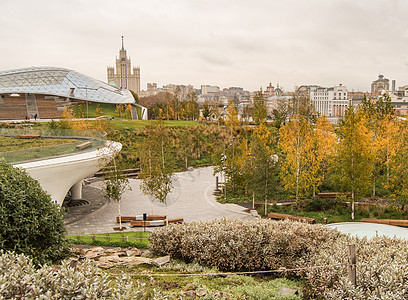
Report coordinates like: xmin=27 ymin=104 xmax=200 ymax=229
xmin=14 ymin=141 xmax=121 ymax=206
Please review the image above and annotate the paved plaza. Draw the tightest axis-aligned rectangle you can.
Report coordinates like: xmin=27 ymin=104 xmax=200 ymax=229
xmin=65 ymin=167 xmax=254 ymax=235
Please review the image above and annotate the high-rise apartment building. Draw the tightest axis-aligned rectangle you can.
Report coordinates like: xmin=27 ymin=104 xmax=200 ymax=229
xmin=107 ymin=36 xmax=140 ymax=93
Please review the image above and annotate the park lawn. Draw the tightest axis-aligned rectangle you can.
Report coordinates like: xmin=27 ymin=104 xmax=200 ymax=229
xmin=0 ymin=136 xmax=78 ymax=152
xmin=107 ymin=119 xmax=200 ymax=130
xmin=73 ymin=102 xmax=120 ymax=119
xmin=67 ymin=231 xmax=150 ymax=249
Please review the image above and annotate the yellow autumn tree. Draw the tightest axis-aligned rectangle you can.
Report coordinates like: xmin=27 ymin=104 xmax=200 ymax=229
xmin=225 ymin=99 xmax=240 ymax=134
xmin=332 ymin=108 xmax=374 ymax=219
xmin=372 ymin=116 xmax=399 ymax=194
xmin=279 ymin=114 xmax=314 ymax=202
xmin=126 ymin=104 xmax=133 ymax=119
xmin=62 ymin=106 xmax=88 ymax=130
xmin=115 ymin=104 xmax=124 ymax=118
xmin=307 ymin=115 xmax=336 ymax=197
xmin=387 ymin=119 xmax=408 ymax=209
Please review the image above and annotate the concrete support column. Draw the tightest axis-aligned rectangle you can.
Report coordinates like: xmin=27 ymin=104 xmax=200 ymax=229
xmin=71 ymin=180 xmax=83 ymax=200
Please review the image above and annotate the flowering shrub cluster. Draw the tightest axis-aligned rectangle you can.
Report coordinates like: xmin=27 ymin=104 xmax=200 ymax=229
xmin=149 ymin=219 xmax=341 ymax=271
xmin=301 ymin=235 xmax=408 ymax=299
xmin=0 ymin=251 xmax=148 ymax=299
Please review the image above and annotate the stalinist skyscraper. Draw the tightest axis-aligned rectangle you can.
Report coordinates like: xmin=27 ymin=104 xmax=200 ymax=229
xmin=107 ymin=36 xmax=140 ymax=93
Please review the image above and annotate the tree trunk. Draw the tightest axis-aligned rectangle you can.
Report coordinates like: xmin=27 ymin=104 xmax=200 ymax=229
xmin=351 ymin=191 xmax=355 ymax=220
xmin=118 ymin=200 xmax=122 ymax=229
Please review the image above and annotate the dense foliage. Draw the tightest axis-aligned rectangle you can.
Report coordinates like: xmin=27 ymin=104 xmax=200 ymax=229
xmin=0 ymin=251 xmax=149 ymax=299
xmin=149 ymin=218 xmax=408 ymax=298
xmin=301 ymin=235 xmax=408 ymax=299
xmin=149 ymin=219 xmax=342 ymax=271
xmin=0 ymin=159 xmax=68 ymax=265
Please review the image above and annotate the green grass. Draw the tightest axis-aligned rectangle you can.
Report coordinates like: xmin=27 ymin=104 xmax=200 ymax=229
xmin=0 ymin=136 xmax=77 ymax=152
xmin=73 ymin=102 xmax=121 ymax=119
xmin=107 ymin=120 xmax=199 ymax=130
xmin=106 ymin=259 xmax=304 ymax=299
xmin=67 ymin=231 xmax=150 ymax=249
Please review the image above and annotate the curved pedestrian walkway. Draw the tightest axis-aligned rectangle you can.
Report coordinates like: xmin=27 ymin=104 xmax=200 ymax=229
xmin=65 ymin=167 xmax=254 ymax=235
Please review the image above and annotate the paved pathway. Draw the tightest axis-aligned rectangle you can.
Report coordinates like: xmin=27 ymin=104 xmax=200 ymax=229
xmin=66 ymin=167 xmax=254 ymax=235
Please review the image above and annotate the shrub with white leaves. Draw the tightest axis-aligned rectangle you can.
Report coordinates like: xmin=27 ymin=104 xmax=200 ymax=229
xmin=0 ymin=250 xmax=151 ymax=299
xmin=301 ymin=235 xmax=408 ymax=299
xmin=149 ymin=219 xmax=342 ymax=271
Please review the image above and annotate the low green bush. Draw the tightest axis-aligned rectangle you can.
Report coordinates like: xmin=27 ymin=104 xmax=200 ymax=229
xmin=0 ymin=250 xmax=150 ymax=299
xmin=303 ymin=198 xmax=340 ymax=212
xmin=149 ymin=219 xmax=342 ymax=271
xmin=0 ymin=159 xmax=68 ymax=265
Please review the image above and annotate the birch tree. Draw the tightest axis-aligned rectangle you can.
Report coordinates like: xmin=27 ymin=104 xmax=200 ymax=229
xmin=307 ymin=115 xmax=336 ymax=197
xmin=279 ymin=114 xmax=313 ymax=203
xmin=248 ymin=123 xmax=278 ymax=214
xmin=139 ymin=123 xmax=175 ymax=221
xmin=387 ymin=120 xmax=408 ymax=209
xmin=332 ymin=108 xmax=374 ymax=219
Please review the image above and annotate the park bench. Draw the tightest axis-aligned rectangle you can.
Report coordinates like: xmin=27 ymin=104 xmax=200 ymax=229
xmin=318 ymin=192 xmax=351 ymax=198
xmin=17 ymin=134 xmax=41 ymax=139
xmin=267 ymin=212 xmax=316 ymax=224
xmin=129 ymin=218 xmax=184 ymax=227
xmin=361 ymin=218 xmax=408 ymax=227
xmin=75 ymin=141 xmax=93 ymax=150
xmin=115 ymin=216 xmax=136 ymax=223
xmin=116 ymin=215 xmax=166 ymax=223
xmin=167 ymin=218 xmax=184 ymax=224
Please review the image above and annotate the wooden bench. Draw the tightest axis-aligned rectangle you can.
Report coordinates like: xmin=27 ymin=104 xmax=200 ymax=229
xmin=17 ymin=135 xmax=41 ymax=139
xmin=75 ymin=141 xmax=93 ymax=150
xmin=361 ymin=218 xmax=408 ymax=227
xmin=116 ymin=215 xmax=166 ymax=223
xmin=116 ymin=216 xmax=136 ymax=223
xmin=147 ymin=215 xmax=166 ymax=221
xmin=318 ymin=192 xmax=351 ymax=198
xmin=167 ymin=218 xmax=184 ymax=224
xmin=129 ymin=218 xmax=184 ymax=227
xmin=267 ymin=212 xmax=315 ymax=224
xmin=130 ymin=220 xmax=151 ymax=227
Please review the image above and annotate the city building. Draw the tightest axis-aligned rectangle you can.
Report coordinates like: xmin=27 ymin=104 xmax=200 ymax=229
xmin=307 ymin=84 xmax=349 ymax=117
xmin=371 ymin=74 xmax=389 ymax=96
xmin=390 ymin=85 xmax=408 ymax=115
xmin=107 ymin=36 xmax=140 ymax=93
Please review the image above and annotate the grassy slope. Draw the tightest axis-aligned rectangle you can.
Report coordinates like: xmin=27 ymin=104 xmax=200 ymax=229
xmin=0 ymin=136 xmax=78 ymax=152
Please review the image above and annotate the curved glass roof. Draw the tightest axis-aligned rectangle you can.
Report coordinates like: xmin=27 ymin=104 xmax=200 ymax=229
xmin=0 ymin=67 xmax=134 ymax=104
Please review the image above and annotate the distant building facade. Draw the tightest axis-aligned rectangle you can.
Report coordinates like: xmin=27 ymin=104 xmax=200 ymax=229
xmin=107 ymin=36 xmax=140 ymax=93
xmin=305 ymin=84 xmax=349 ymax=117
xmin=371 ymin=74 xmax=389 ymax=96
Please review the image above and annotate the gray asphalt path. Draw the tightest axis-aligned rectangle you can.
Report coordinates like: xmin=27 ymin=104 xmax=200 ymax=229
xmin=66 ymin=167 xmax=254 ymax=235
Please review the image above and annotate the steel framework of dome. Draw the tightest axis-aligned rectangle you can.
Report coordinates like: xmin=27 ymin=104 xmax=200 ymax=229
xmin=0 ymin=67 xmax=135 ymax=104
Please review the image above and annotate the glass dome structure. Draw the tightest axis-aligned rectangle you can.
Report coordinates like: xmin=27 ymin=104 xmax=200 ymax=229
xmin=0 ymin=67 xmax=134 ymax=104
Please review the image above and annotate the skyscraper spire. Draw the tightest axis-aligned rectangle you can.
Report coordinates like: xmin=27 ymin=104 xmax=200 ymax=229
xmin=121 ymin=36 xmax=124 ymax=50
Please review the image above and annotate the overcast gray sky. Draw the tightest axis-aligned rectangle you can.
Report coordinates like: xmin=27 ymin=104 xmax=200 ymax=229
xmin=1 ymin=0 xmax=407 ymax=92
